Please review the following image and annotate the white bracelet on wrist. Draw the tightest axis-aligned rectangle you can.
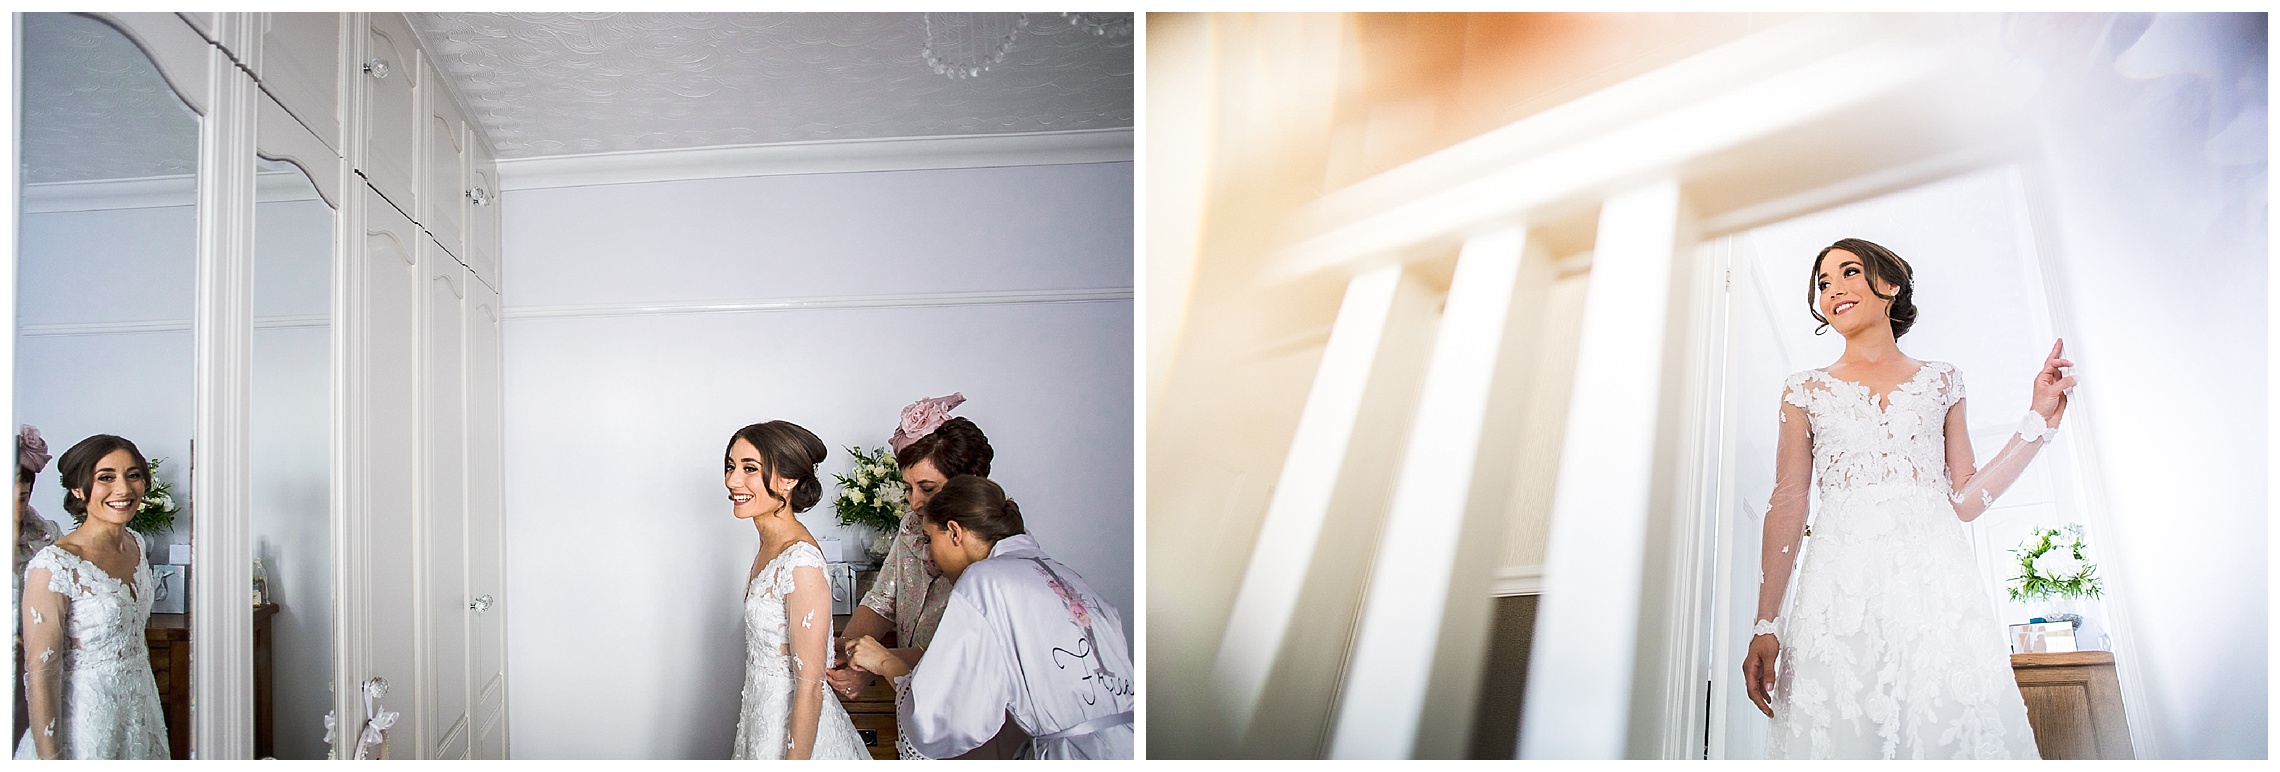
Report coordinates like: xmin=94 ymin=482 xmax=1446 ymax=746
xmin=1752 ymin=618 xmax=1779 ymax=636
xmin=2017 ymin=410 xmax=2059 ymax=443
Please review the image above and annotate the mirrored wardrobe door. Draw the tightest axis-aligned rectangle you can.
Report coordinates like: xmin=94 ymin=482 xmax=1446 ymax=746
xmin=14 ymin=11 xmax=202 ymax=760
xmin=252 ymin=88 xmax=342 ymax=760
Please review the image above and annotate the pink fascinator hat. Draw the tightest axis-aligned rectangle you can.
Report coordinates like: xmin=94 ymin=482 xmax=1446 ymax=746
xmin=889 ymin=393 xmax=966 ymax=453
xmin=19 ymin=424 xmax=52 ymax=474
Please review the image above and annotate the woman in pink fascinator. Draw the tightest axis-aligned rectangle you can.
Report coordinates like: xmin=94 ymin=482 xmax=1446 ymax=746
xmin=15 ymin=425 xmax=61 ymax=750
xmin=824 ymin=393 xmax=1022 ymax=758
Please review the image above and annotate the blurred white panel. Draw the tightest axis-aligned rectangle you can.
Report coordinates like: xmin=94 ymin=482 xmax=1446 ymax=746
xmin=1332 ymin=226 xmax=1528 ymax=758
xmin=1520 ymin=180 xmax=1681 ymax=759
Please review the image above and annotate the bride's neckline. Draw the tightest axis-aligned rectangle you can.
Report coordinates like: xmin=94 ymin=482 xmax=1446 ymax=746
xmin=47 ymin=539 xmax=144 ymax=603
xmin=745 ymin=539 xmax=822 ymax=590
xmin=1814 ymin=360 xmax=1932 ymax=411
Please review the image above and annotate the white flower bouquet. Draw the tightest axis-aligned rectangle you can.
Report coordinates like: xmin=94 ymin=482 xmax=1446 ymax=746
xmin=2006 ymin=524 xmax=2104 ymax=602
xmin=831 ymin=446 xmax=907 ymax=552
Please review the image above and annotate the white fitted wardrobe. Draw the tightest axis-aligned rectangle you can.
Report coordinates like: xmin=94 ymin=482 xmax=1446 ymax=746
xmin=12 ymin=12 xmax=505 ymax=759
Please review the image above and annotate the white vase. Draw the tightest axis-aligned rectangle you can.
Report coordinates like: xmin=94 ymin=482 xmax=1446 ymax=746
xmin=2038 ymin=596 xmax=2110 ymax=651
xmin=2039 ymin=596 xmax=2083 ymax=625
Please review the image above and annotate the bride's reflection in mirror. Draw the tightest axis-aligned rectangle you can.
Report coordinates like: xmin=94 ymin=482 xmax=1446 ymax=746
xmin=249 ymin=156 xmax=334 ymax=759
xmin=13 ymin=12 xmax=200 ymax=759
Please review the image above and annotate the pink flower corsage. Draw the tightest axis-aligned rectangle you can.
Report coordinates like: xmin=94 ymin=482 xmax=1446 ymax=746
xmin=890 ymin=392 xmax=967 ymax=453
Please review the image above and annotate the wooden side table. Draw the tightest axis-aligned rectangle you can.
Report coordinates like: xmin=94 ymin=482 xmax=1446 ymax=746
xmin=145 ymin=612 xmax=191 ymax=759
xmin=2012 ymin=650 xmax=2133 ymax=759
xmin=147 ymin=604 xmax=276 ymax=760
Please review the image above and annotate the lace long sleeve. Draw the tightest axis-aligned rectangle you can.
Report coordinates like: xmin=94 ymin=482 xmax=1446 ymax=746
xmin=22 ymin=563 xmax=70 ymax=759
xmin=1944 ymin=396 xmax=2057 ymax=522
xmin=784 ymin=562 xmax=834 ymax=760
xmin=1755 ymin=388 xmax=1814 ymax=628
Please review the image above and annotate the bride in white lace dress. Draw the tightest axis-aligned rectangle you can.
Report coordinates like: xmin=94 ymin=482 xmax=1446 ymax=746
xmin=1743 ymin=239 xmax=2077 ymax=759
xmin=17 ymin=435 xmax=168 ymax=759
xmin=722 ymin=422 xmax=869 ymax=760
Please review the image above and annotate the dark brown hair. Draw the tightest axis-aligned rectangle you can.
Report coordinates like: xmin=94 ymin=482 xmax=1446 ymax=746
xmin=894 ymin=417 xmax=993 ymax=478
xmin=920 ymin=474 xmax=1026 ymax=542
xmin=725 ymin=421 xmax=828 ymax=513
xmin=1808 ymin=237 xmax=1918 ymax=337
xmin=56 ymin=434 xmax=147 ymax=521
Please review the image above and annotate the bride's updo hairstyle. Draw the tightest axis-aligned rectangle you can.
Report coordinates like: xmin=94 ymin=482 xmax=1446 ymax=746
xmin=727 ymin=421 xmax=829 ymax=512
xmin=894 ymin=417 xmax=993 ymax=478
xmin=1807 ymin=237 xmax=1919 ymax=338
xmin=56 ymin=434 xmax=148 ymax=523
xmin=921 ymin=475 xmax=1026 ymax=542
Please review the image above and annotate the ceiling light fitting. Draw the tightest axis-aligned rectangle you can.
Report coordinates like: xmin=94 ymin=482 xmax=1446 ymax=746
xmin=1061 ymin=13 xmax=1131 ymax=39
xmin=921 ymin=12 xmax=1028 ymax=80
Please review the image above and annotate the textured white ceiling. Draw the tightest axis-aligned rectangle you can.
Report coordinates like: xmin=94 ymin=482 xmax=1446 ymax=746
xmin=408 ymin=12 xmax=1134 ymax=158
xmin=19 ymin=13 xmax=201 ymax=185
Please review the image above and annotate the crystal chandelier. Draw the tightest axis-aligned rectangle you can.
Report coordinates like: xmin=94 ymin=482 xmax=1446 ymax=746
xmin=920 ymin=12 xmax=1029 ymax=81
xmin=1061 ymin=12 xmax=1132 ymax=39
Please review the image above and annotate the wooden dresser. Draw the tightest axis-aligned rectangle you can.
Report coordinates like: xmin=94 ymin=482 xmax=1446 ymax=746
xmin=2013 ymin=651 xmax=2133 ymax=759
xmin=147 ymin=604 xmax=276 ymax=759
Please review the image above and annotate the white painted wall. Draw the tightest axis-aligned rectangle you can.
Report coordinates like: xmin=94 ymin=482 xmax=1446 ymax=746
xmin=499 ymin=162 xmax=1133 ymax=759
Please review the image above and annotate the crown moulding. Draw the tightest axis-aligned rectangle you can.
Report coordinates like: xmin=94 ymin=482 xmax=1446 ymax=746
xmin=493 ymin=127 xmax=1132 ymax=191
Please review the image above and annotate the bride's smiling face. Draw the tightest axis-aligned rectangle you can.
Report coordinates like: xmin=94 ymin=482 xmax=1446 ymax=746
xmin=76 ymin=449 xmax=147 ymax=526
xmin=723 ymin=438 xmax=791 ymax=519
xmin=1815 ymin=249 xmax=1898 ymax=337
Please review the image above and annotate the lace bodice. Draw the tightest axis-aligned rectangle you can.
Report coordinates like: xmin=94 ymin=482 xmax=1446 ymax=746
xmin=17 ymin=530 xmax=168 ymax=759
xmin=729 ymin=540 xmax=868 ymax=760
xmin=743 ymin=541 xmax=826 ymax=673
xmin=1782 ymin=362 xmax=1962 ymax=498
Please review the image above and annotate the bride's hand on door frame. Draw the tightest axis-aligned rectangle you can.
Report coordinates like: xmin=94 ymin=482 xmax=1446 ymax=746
xmin=1743 ymin=633 xmax=1780 ymax=718
xmin=2031 ymin=338 xmax=2077 ymax=426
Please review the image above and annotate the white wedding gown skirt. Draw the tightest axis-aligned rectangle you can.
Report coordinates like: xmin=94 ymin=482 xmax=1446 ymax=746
xmin=1769 ymin=484 xmax=2039 ymax=759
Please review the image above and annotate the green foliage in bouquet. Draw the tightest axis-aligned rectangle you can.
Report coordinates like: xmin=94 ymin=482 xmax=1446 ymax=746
xmin=2007 ymin=524 xmax=2104 ymax=602
xmin=70 ymin=457 xmax=182 ymax=536
xmin=832 ymin=445 xmax=907 ymax=534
